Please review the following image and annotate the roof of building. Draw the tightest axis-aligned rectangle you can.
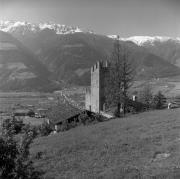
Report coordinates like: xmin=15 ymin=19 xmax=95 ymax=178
xmin=14 ymin=109 xmax=32 ymax=114
xmin=37 ymin=108 xmax=48 ymax=111
xmin=47 ymin=103 xmax=82 ymax=124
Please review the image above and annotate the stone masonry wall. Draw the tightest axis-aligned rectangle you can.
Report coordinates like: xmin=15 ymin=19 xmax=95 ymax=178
xmin=85 ymin=61 xmax=109 ymax=113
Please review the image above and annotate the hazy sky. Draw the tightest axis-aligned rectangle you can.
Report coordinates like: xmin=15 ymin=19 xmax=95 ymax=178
xmin=0 ymin=0 xmax=180 ymax=37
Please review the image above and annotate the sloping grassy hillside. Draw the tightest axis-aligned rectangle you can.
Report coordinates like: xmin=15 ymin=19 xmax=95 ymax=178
xmin=31 ymin=109 xmax=180 ymax=178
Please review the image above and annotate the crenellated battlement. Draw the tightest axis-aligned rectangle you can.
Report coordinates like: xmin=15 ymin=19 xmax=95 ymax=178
xmin=91 ymin=61 xmax=109 ymax=73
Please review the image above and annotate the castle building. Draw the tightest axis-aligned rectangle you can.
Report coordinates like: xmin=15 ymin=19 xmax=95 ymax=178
xmin=85 ymin=61 xmax=109 ymax=113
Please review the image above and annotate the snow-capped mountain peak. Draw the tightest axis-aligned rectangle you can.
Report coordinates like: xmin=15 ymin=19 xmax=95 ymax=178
xmin=0 ymin=20 xmax=89 ymax=35
xmin=108 ymin=35 xmax=180 ymax=46
xmin=0 ymin=20 xmax=40 ymax=34
xmin=107 ymin=35 xmax=119 ymax=39
xmin=121 ymin=36 xmax=173 ymax=45
xmin=38 ymin=22 xmax=83 ymax=34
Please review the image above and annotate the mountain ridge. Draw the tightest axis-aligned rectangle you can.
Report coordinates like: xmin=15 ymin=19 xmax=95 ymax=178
xmin=0 ymin=30 xmax=59 ymax=91
xmin=1 ymin=20 xmax=180 ymax=45
xmin=0 ymin=20 xmax=93 ymax=35
xmin=108 ymin=35 xmax=180 ymax=46
xmin=1 ymin=20 xmax=180 ymax=89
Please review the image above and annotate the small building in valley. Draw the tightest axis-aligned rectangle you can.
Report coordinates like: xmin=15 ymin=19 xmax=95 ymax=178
xmin=36 ymin=108 xmax=48 ymax=118
xmin=13 ymin=109 xmax=35 ymax=117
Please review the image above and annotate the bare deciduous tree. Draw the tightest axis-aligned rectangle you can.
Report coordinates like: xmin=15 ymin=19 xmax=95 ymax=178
xmin=139 ymin=84 xmax=153 ymax=110
xmin=105 ymin=36 xmax=134 ymax=116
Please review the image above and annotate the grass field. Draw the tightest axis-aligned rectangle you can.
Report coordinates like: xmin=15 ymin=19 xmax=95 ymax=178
xmin=0 ymin=92 xmax=59 ymax=128
xmin=31 ymin=108 xmax=180 ymax=178
xmin=132 ymin=77 xmax=180 ymax=98
xmin=0 ymin=92 xmax=57 ymax=112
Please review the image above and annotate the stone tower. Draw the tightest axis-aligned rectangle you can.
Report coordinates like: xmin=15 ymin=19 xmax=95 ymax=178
xmin=85 ymin=61 xmax=109 ymax=113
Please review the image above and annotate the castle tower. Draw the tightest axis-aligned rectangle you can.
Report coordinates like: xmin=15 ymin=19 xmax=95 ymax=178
xmin=85 ymin=61 xmax=109 ymax=113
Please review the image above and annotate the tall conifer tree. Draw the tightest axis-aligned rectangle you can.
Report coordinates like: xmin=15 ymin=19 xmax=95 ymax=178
xmin=105 ymin=36 xmax=134 ymax=116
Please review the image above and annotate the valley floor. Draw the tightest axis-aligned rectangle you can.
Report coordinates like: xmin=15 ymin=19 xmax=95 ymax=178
xmin=31 ymin=108 xmax=180 ymax=178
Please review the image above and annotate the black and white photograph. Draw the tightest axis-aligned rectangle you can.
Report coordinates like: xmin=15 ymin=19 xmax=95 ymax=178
xmin=0 ymin=0 xmax=180 ymax=178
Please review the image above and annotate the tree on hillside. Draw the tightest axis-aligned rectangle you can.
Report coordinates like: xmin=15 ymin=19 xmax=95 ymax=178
xmin=105 ymin=36 xmax=134 ymax=116
xmin=121 ymin=47 xmax=134 ymax=115
xmin=153 ymin=91 xmax=166 ymax=109
xmin=2 ymin=117 xmax=24 ymax=136
xmin=0 ymin=118 xmax=43 ymax=179
xmin=139 ymin=84 xmax=153 ymax=110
